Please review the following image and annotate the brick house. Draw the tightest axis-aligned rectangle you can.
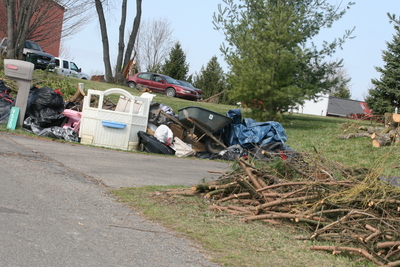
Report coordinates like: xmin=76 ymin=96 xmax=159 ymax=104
xmin=0 ymin=0 xmax=65 ymax=57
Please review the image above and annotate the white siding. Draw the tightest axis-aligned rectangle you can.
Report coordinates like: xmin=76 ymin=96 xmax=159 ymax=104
xmin=293 ymin=95 xmax=329 ymax=116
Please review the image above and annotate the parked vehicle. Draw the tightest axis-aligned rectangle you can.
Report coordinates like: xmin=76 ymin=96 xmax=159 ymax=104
xmin=0 ymin=37 xmax=55 ymax=70
xmin=54 ymin=57 xmax=90 ymax=79
xmin=127 ymin=72 xmax=202 ymax=101
xmin=176 ymin=80 xmax=202 ymax=92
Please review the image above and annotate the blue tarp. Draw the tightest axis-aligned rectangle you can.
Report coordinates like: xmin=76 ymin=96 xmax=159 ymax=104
xmin=223 ymin=109 xmax=288 ymax=149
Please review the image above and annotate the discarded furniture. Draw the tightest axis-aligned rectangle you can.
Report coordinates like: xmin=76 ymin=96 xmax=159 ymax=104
xmin=62 ymin=109 xmax=82 ymax=134
xmin=79 ymin=88 xmax=150 ymax=150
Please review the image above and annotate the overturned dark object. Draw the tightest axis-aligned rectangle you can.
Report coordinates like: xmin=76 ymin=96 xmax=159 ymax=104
xmin=137 ymin=131 xmax=175 ymax=155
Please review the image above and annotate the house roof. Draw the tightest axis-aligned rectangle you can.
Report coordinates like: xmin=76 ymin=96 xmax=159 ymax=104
xmin=327 ymin=97 xmax=371 ymax=117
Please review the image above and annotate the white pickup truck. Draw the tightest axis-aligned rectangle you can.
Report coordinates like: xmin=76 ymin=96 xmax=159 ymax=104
xmin=54 ymin=57 xmax=90 ymax=79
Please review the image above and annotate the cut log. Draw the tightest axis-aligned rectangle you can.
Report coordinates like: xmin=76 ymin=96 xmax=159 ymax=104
xmin=205 ymin=189 xmax=226 ymax=199
xmin=377 ymin=241 xmax=400 ymax=249
xmin=338 ymin=133 xmax=372 ymax=139
xmin=389 ymin=129 xmax=400 ymax=143
xmin=372 ymin=133 xmax=392 ymax=147
xmin=359 ymin=126 xmax=386 ymax=134
xmin=385 ymin=112 xmax=400 ymax=128
xmin=191 ymin=183 xmax=211 ymax=192
xmin=209 ymin=181 xmax=238 ymax=190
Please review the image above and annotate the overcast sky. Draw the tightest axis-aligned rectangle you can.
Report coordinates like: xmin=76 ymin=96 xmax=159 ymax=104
xmin=63 ymin=1 xmax=400 ymax=101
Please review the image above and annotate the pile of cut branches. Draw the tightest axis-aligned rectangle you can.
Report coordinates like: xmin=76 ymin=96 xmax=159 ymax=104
xmin=184 ymin=151 xmax=400 ymax=266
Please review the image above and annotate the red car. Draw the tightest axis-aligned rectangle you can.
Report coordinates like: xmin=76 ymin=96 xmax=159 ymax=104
xmin=127 ymin=72 xmax=202 ymax=101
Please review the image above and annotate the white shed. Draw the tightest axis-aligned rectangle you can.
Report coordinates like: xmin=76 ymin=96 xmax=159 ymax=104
xmin=293 ymin=94 xmax=329 ymax=116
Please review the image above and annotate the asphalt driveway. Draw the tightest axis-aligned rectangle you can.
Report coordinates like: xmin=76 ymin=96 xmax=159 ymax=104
xmin=0 ymin=132 xmax=231 ymax=266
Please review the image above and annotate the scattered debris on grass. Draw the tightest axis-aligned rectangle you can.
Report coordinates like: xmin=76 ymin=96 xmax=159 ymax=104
xmin=164 ymin=150 xmax=400 ymax=266
xmin=338 ymin=113 xmax=400 ymax=148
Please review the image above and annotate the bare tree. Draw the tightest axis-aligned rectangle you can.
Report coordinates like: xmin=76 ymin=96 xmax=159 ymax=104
xmin=134 ymin=18 xmax=174 ymax=72
xmin=328 ymin=67 xmax=352 ymax=99
xmin=94 ymin=0 xmax=142 ymax=83
xmin=1 ymin=0 xmax=92 ymax=59
xmin=5 ymin=0 xmax=34 ymax=59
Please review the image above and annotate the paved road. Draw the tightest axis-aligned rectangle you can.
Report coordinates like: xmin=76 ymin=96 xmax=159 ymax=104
xmin=0 ymin=132 xmax=231 ymax=267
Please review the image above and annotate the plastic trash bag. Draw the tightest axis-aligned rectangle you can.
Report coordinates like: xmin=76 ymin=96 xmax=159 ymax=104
xmin=154 ymin=124 xmax=173 ymax=145
xmin=0 ymin=80 xmax=14 ymax=124
xmin=219 ymin=145 xmax=248 ymax=161
xmin=23 ymin=117 xmax=43 ymax=135
xmin=38 ymin=126 xmax=79 ymax=142
xmin=0 ymin=80 xmax=11 ymax=94
xmin=26 ymin=86 xmax=65 ymax=127
xmin=23 ymin=117 xmax=79 ymax=142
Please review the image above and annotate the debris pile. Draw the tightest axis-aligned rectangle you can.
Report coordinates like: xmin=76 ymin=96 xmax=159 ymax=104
xmin=171 ymin=151 xmax=400 ymax=265
xmin=338 ymin=114 xmax=400 ymax=148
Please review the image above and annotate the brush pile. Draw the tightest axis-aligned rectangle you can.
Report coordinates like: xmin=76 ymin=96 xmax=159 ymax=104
xmin=185 ymin=150 xmax=400 ymax=266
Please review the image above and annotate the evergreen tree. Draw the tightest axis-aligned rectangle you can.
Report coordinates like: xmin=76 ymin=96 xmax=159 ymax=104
xmin=193 ymin=56 xmax=228 ymax=103
xmin=365 ymin=14 xmax=400 ymax=115
xmin=213 ymin=0 xmax=354 ymax=120
xmin=161 ymin=42 xmax=189 ymax=80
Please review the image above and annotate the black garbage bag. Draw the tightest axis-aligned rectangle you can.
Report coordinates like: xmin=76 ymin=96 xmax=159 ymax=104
xmin=38 ymin=126 xmax=79 ymax=142
xmin=0 ymin=81 xmax=14 ymax=124
xmin=23 ymin=117 xmax=43 ymax=135
xmin=137 ymin=131 xmax=175 ymax=155
xmin=219 ymin=145 xmax=248 ymax=161
xmin=0 ymin=80 xmax=11 ymax=94
xmin=25 ymin=86 xmax=65 ymax=128
xmin=23 ymin=117 xmax=78 ymax=142
xmin=0 ymin=93 xmax=14 ymax=124
xmin=194 ymin=151 xmax=222 ymax=160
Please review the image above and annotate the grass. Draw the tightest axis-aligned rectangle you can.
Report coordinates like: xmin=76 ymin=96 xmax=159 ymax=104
xmin=1 ymin=71 xmax=398 ymax=266
xmin=113 ymin=186 xmax=374 ymax=267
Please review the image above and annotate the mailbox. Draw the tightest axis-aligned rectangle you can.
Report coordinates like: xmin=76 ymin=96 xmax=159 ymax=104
xmin=4 ymin=59 xmax=35 ymax=126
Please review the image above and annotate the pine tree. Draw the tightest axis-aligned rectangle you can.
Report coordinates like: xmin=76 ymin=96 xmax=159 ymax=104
xmin=161 ymin=42 xmax=189 ymax=80
xmin=213 ymin=0 xmax=354 ymax=120
xmin=193 ymin=56 xmax=228 ymax=103
xmin=365 ymin=14 xmax=400 ymax=115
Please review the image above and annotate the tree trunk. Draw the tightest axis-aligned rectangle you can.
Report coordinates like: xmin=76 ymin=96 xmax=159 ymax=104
xmin=6 ymin=0 xmax=16 ymax=58
xmin=15 ymin=1 xmax=34 ymax=59
xmin=115 ymin=0 xmax=127 ymax=83
xmin=123 ymin=0 xmax=142 ymax=72
xmin=95 ymin=0 xmax=114 ymax=83
xmin=6 ymin=0 xmax=33 ymax=59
